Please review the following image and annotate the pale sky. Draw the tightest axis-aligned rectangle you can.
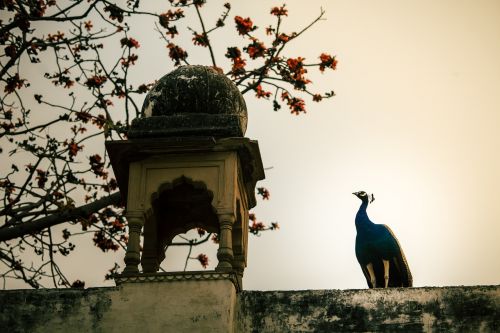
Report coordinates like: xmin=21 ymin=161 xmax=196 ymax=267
xmin=5 ymin=0 xmax=500 ymax=290
xmin=240 ymin=0 xmax=500 ymax=290
xmin=209 ymin=0 xmax=500 ymax=290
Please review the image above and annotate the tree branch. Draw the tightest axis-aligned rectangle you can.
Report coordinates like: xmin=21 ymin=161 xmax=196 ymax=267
xmin=0 ymin=192 xmax=121 ymax=242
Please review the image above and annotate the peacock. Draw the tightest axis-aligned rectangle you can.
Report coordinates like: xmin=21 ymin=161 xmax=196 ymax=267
xmin=353 ymin=191 xmax=413 ymax=288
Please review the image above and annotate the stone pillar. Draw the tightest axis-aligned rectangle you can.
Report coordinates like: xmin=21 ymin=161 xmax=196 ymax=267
xmin=123 ymin=210 xmax=144 ymax=274
xmin=216 ymin=214 xmax=235 ymax=271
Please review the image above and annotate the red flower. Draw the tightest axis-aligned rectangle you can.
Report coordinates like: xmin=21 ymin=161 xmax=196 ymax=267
xmin=89 ymin=154 xmax=107 ymax=179
xmin=93 ymin=230 xmax=119 ymax=252
xmin=249 ymin=221 xmax=265 ymax=235
xmin=104 ymin=4 xmax=124 ymax=23
xmin=4 ymin=74 xmax=25 ymax=94
xmin=1 ymin=122 xmax=14 ymax=131
xmin=166 ymin=43 xmax=188 ymax=66
xmin=226 ymin=47 xmax=246 ymax=74
xmin=0 ymin=180 xmax=15 ymax=197
xmin=137 ymin=84 xmax=152 ymax=94
xmin=67 ymin=140 xmax=83 ymax=157
xmin=257 ymin=187 xmax=270 ymax=200
xmin=121 ymin=54 xmax=138 ymax=67
xmin=62 ymin=229 xmax=71 ymax=240
xmin=255 ymin=85 xmax=271 ymax=99
xmin=160 ymin=9 xmax=184 ymax=23
xmin=197 ymin=228 xmax=206 ymax=237
xmin=47 ymin=31 xmax=65 ymax=42
xmin=274 ymin=33 xmax=290 ymax=45
xmin=112 ymin=218 xmax=125 ymax=230
xmin=4 ymin=44 xmax=17 ymax=58
xmin=192 ymin=33 xmax=209 ymax=47
xmin=197 ymin=254 xmax=209 ymax=268
xmin=226 ymin=52 xmax=246 ymax=76
xmin=281 ymin=92 xmax=306 ymax=115
xmin=225 ymin=46 xmax=241 ymax=59
xmin=120 ymin=37 xmax=140 ymax=48
xmin=319 ymin=53 xmax=338 ymax=72
xmin=92 ymin=114 xmax=106 ymax=129
xmin=159 ymin=14 xmax=173 ymax=26
xmin=85 ymin=75 xmax=107 ymax=89
xmin=52 ymin=191 xmax=64 ymax=200
xmin=271 ymin=6 xmax=288 ymax=17
xmin=245 ymin=39 xmax=266 ymax=59
xmin=211 ymin=234 xmax=219 ymax=244
xmin=234 ymin=16 xmax=256 ymax=35
xmin=289 ymin=97 xmax=306 ymax=115
xmin=64 ymin=79 xmax=74 ymax=88
xmin=30 ymin=0 xmax=47 ymax=17
xmin=313 ymin=94 xmax=323 ymax=102
xmin=287 ymin=57 xmax=305 ymax=72
xmin=35 ymin=169 xmax=48 ymax=188
xmin=233 ymin=57 xmax=246 ymax=70
xmin=159 ymin=9 xmax=184 ymax=35
xmin=84 ymin=20 xmax=93 ymax=31
xmin=51 ymin=73 xmax=74 ymax=89
xmin=75 ymin=111 xmax=91 ymax=123
xmin=286 ymin=57 xmax=311 ymax=90
xmin=102 ymin=178 xmax=118 ymax=193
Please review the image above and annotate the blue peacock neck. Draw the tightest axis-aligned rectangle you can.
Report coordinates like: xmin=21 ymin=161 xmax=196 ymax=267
xmin=355 ymin=200 xmax=373 ymax=231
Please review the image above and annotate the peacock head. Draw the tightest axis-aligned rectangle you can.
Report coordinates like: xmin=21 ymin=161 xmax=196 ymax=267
xmin=353 ymin=191 xmax=375 ymax=203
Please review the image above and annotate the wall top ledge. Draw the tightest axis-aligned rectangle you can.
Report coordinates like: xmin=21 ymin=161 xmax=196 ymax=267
xmin=114 ymin=270 xmax=240 ymax=290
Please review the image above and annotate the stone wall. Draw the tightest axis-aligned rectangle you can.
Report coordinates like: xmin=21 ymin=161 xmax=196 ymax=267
xmin=0 ymin=274 xmax=237 ymax=333
xmin=1 ymin=283 xmax=498 ymax=333
xmin=236 ymin=286 xmax=500 ymax=332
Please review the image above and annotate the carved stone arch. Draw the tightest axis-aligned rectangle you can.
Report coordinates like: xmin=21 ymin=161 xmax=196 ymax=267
xmin=141 ymin=176 xmax=219 ymax=273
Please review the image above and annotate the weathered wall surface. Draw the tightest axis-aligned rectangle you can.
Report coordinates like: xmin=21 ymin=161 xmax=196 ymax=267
xmin=236 ymin=286 xmax=500 ymax=333
xmin=0 ymin=278 xmax=236 ymax=333
xmin=1 ymin=284 xmax=499 ymax=333
xmin=1 ymin=287 xmax=117 ymax=333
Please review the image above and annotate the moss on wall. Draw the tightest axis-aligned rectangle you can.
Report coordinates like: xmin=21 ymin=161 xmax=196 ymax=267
xmin=0 ymin=284 xmax=498 ymax=332
xmin=236 ymin=286 xmax=500 ymax=333
xmin=0 ymin=288 xmax=116 ymax=333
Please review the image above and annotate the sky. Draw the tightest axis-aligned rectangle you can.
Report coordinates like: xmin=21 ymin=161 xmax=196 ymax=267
xmin=213 ymin=0 xmax=500 ymax=290
xmin=4 ymin=0 xmax=500 ymax=290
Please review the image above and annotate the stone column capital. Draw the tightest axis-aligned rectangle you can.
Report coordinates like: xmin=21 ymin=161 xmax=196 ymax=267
xmin=126 ymin=210 xmax=144 ymax=219
xmin=218 ymin=213 xmax=235 ymax=226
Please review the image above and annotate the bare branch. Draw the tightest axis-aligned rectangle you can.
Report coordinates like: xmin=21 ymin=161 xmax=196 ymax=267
xmin=0 ymin=192 xmax=121 ymax=242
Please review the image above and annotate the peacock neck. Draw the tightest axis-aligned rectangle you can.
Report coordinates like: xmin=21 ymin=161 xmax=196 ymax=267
xmin=355 ymin=201 xmax=373 ymax=230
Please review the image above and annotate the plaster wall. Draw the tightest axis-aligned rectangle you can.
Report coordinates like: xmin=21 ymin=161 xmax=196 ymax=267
xmin=0 ymin=284 xmax=498 ymax=333
xmin=236 ymin=285 xmax=500 ymax=332
xmin=0 ymin=279 xmax=236 ymax=333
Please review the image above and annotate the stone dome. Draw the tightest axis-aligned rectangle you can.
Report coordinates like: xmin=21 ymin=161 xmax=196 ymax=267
xmin=128 ymin=65 xmax=247 ymax=138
